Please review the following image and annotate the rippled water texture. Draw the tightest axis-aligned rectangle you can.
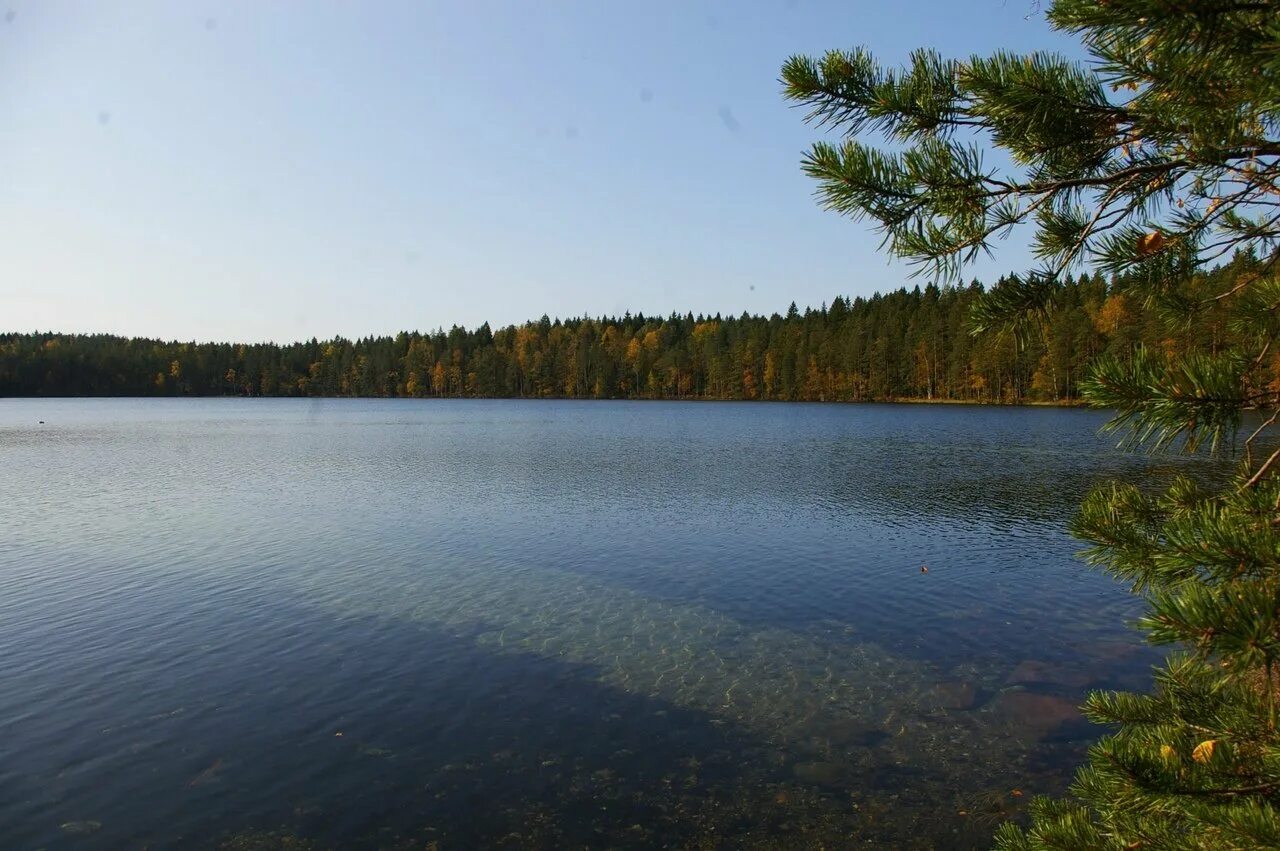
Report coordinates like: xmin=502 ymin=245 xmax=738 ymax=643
xmin=0 ymin=399 xmax=1216 ymax=848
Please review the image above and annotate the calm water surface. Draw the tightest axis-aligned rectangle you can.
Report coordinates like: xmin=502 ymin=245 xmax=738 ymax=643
xmin=0 ymin=399 xmax=1212 ymax=848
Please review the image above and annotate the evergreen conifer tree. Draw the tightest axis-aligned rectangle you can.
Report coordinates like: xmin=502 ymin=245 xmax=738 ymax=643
xmin=783 ymin=2 xmax=1280 ymax=847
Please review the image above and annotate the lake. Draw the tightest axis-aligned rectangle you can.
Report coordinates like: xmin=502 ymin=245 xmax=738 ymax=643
xmin=0 ymin=399 xmax=1208 ymax=849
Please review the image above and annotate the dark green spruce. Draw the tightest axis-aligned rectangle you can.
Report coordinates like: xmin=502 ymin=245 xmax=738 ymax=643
xmin=784 ymin=0 xmax=1280 ymax=847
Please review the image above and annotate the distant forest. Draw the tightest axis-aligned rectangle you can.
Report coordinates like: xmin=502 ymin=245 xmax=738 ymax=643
xmin=3 ymin=254 xmax=1269 ymax=402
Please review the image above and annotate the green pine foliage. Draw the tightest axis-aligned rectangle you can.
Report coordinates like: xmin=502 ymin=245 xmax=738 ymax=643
xmin=783 ymin=0 xmax=1280 ymax=847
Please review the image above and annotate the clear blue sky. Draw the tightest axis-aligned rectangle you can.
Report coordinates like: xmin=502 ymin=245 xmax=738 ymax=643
xmin=1 ymin=1 xmax=1082 ymax=343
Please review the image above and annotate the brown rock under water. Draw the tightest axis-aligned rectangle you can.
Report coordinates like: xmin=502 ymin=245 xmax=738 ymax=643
xmin=996 ymin=691 xmax=1083 ymax=735
xmin=1006 ymin=660 xmax=1091 ymax=689
xmin=932 ymin=680 xmax=978 ymax=710
xmin=792 ymin=760 xmax=846 ymax=787
xmin=1082 ymin=639 xmax=1143 ymax=662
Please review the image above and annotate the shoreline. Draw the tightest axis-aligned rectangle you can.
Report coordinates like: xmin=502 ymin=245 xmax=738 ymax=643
xmin=1 ymin=394 xmax=1089 ymax=408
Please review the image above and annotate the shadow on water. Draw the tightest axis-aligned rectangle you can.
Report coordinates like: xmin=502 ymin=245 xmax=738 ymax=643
xmin=3 ymin=589 xmax=1068 ymax=851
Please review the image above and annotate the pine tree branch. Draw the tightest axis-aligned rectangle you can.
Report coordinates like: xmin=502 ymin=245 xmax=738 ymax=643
xmin=1177 ymin=782 xmax=1280 ymax=797
xmin=1244 ymin=406 xmax=1280 ymax=468
xmin=1244 ymin=445 xmax=1280 ymax=488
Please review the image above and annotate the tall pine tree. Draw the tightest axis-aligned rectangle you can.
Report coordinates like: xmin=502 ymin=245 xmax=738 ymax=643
xmin=783 ymin=1 xmax=1280 ymax=848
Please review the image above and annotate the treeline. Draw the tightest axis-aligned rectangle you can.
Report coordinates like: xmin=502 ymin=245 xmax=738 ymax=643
xmin=1 ymin=255 xmax=1266 ymax=402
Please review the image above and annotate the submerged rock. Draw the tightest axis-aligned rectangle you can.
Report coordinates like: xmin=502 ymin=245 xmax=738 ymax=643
xmin=932 ymin=680 xmax=978 ymax=710
xmin=1006 ymin=660 xmax=1091 ymax=689
xmin=820 ymin=718 xmax=889 ymax=748
xmin=793 ymin=760 xmax=846 ymax=786
xmin=996 ymin=691 xmax=1083 ymax=735
xmin=1085 ymin=639 xmax=1144 ymax=662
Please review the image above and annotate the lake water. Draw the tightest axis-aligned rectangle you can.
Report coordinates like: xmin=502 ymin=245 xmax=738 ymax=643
xmin=0 ymin=399 xmax=1211 ymax=849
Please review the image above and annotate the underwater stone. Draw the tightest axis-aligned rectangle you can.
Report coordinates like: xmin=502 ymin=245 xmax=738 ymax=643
xmin=1006 ymin=660 xmax=1091 ymax=689
xmin=996 ymin=691 xmax=1082 ymax=735
xmin=932 ymin=680 xmax=978 ymax=710
xmin=821 ymin=718 xmax=889 ymax=748
xmin=792 ymin=760 xmax=845 ymax=786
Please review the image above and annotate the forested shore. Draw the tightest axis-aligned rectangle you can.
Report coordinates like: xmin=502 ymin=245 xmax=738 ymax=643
xmin=3 ymin=254 xmax=1266 ymax=402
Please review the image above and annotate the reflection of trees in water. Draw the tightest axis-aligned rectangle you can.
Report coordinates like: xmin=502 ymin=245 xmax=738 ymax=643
xmin=474 ymin=423 xmax=1230 ymax=534
xmin=798 ymin=438 xmax=1227 ymax=527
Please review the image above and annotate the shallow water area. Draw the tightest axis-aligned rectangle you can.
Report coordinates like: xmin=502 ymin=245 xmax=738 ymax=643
xmin=0 ymin=398 xmax=1210 ymax=848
